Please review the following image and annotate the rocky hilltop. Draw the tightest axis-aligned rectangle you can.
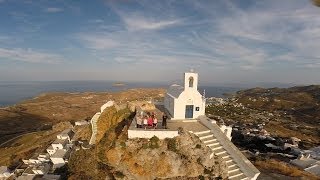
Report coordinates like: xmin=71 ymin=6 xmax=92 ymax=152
xmin=68 ymin=106 xmax=227 ymax=179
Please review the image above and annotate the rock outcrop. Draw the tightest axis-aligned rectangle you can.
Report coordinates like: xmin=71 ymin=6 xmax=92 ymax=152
xmin=104 ymin=130 xmax=227 ymax=179
xmin=69 ymin=104 xmax=227 ymax=179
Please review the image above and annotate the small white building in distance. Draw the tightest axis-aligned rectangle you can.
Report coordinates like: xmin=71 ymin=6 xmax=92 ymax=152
xmin=32 ymin=163 xmax=50 ymax=175
xmin=51 ymin=139 xmax=68 ymax=150
xmin=50 ymin=149 xmax=71 ymax=168
xmin=46 ymin=145 xmax=56 ymax=156
xmin=75 ymin=120 xmax=89 ymax=126
xmin=56 ymin=129 xmax=74 ymax=142
xmin=164 ymin=70 xmax=206 ymax=119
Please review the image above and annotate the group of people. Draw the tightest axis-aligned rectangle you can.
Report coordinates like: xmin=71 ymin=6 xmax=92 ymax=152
xmin=135 ymin=112 xmax=168 ymax=129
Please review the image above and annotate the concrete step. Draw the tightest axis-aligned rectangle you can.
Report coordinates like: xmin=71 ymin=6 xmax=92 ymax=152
xmin=203 ymin=138 xmax=217 ymax=144
xmin=206 ymin=142 xmax=222 ymax=150
xmin=219 ymin=152 xmax=230 ymax=159
xmin=207 ymin=142 xmax=220 ymax=148
xmin=230 ymin=174 xmax=248 ymax=180
xmin=228 ymin=166 xmax=240 ymax=174
xmin=193 ymin=130 xmax=211 ymax=135
xmin=199 ymin=134 xmax=214 ymax=140
xmin=197 ymin=131 xmax=212 ymax=137
xmin=224 ymin=157 xmax=233 ymax=163
xmin=213 ymin=148 xmax=226 ymax=155
xmin=201 ymin=136 xmax=216 ymax=142
xmin=227 ymin=161 xmax=237 ymax=169
xmin=228 ymin=169 xmax=244 ymax=179
xmin=222 ymin=155 xmax=230 ymax=159
xmin=212 ymin=146 xmax=223 ymax=151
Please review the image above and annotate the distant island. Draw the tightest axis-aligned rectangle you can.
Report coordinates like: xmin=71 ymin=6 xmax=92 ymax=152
xmin=112 ymin=82 xmax=126 ymax=87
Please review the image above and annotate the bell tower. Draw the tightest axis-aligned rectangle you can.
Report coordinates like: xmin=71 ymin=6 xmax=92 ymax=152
xmin=184 ymin=69 xmax=198 ymax=91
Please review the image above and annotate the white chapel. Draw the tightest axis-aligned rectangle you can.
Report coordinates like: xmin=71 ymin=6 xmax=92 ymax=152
xmin=164 ymin=70 xmax=206 ymax=120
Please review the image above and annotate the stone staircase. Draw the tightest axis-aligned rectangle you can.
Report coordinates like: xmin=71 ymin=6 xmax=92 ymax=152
xmin=194 ymin=130 xmax=249 ymax=180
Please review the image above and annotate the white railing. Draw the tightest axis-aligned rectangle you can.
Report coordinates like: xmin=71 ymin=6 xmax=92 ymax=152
xmin=199 ymin=116 xmax=260 ymax=180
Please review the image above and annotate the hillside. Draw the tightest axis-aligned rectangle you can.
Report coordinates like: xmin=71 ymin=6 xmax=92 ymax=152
xmin=0 ymin=88 xmax=165 ymax=144
xmin=235 ymin=85 xmax=320 ymax=147
xmin=205 ymin=85 xmax=320 ymax=179
xmin=236 ymin=85 xmax=320 ymax=124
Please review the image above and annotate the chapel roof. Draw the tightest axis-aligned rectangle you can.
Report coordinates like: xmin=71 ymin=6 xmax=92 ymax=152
xmin=167 ymin=84 xmax=184 ymax=98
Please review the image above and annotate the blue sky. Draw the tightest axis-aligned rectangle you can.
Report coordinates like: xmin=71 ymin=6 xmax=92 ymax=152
xmin=0 ymin=0 xmax=320 ymax=85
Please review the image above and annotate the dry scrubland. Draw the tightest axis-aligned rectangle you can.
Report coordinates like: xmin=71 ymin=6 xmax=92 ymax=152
xmin=0 ymin=121 xmax=72 ymax=166
xmin=255 ymin=159 xmax=319 ymax=180
xmin=1 ymin=86 xmax=320 ymax=179
xmin=206 ymin=85 xmax=320 ymax=179
xmin=0 ymin=88 xmax=165 ymax=144
xmin=0 ymin=88 xmax=164 ymax=171
xmin=236 ymin=85 xmax=320 ymax=147
xmin=207 ymin=85 xmax=320 ymax=148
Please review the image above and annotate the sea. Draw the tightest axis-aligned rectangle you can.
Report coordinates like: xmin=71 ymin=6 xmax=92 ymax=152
xmin=0 ymin=81 xmax=243 ymax=107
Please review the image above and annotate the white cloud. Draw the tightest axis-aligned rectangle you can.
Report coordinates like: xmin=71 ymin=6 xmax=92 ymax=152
xmin=89 ymin=19 xmax=104 ymax=23
xmin=213 ymin=0 xmax=320 ymax=69
xmin=45 ymin=7 xmax=63 ymax=13
xmin=74 ymin=0 xmax=320 ymax=83
xmin=0 ymin=48 xmax=63 ymax=63
xmin=78 ymin=33 xmax=120 ymax=50
xmin=122 ymin=15 xmax=181 ymax=31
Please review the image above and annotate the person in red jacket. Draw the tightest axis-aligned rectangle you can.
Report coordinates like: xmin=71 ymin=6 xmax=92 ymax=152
xmin=147 ymin=116 xmax=153 ymax=127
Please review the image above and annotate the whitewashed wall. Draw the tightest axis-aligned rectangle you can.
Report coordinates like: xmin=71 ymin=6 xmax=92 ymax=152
xmin=172 ymin=89 xmax=205 ymax=120
xmin=50 ymin=157 xmax=65 ymax=165
xmin=52 ymin=144 xmax=64 ymax=150
xmin=128 ymin=129 xmax=179 ymax=139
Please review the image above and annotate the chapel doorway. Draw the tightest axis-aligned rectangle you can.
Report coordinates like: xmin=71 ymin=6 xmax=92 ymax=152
xmin=185 ymin=105 xmax=194 ymax=119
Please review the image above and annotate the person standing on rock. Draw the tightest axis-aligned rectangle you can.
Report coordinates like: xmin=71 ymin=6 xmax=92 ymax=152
xmin=153 ymin=117 xmax=158 ymax=129
xmin=147 ymin=115 xmax=153 ymax=128
xmin=162 ymin=113 xmax=168 ymax=129
xmin=143 ymin=116 xmax=148 ymax=130
xmin=136 ymin=115 xmax=142 ymax=128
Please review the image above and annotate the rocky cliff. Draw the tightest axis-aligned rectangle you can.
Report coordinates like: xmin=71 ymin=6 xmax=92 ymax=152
xmin=68 ymin=106 xmax=227 ymax=179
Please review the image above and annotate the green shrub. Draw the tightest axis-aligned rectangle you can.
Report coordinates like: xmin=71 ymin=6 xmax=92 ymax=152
xmin=166 ymin=138 xmax=178 ymax=152
xmin=114 ymin=171 xmax=125 ymax=178
xmin=204 ymin=168 xmax=212 ymax=174
xmin=149 ymin=136 xmax=160 ymax=149
xmin=198 ymin=175 xmax=205 ymax=180
xmin=195 ymin=144 xmax=201 ymax=149
xmin=142 ymin=143 xmax=149 ymax=149
xmin=197 ymin=157 xmax=201 ymax=164
xmin=120 ymin=141 xmax=126 ymax=149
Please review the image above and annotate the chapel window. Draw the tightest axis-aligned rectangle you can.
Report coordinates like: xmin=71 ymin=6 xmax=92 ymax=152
xmin=189 ymin=77 xmax=194 ymax=87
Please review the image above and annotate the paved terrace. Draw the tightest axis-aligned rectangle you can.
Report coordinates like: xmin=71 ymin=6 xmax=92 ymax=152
xmin=128 ymin=104 xmax=209 ymax=139
xmin=129 ymin=119 xmax=208 ymax=131
xmin=128 ymin=117 xmax=209 ymax=139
